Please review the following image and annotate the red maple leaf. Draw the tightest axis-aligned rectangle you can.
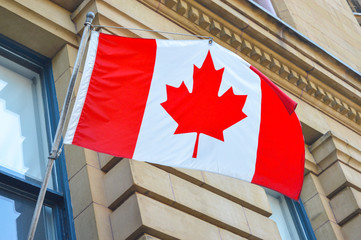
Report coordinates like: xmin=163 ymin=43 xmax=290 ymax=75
xmin=161 ymin=51 xmax=247 ymax=158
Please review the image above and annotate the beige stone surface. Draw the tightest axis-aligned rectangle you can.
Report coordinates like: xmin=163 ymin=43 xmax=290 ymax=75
xmin=219 ymin=229 xmax=247 ymax=240
xmin=314 ymin=220 xmax=344 ymax=240
xmin=52 ymin=44 xmax=77 ymax=82
xmin=54 ymin=68 xmax=82 ymax=111
xmin=64 ymin=144 xmax=87 ymax=180
xmin=105 ymin=159 xmax=252 ymax=235
xmin=309 ymin=131 xmax=360 ymax=171
xmin=74 ymin=202 xmax=112 ymax=240
xmin=69 ymin=165 xmax=92 ymax=218
xmin=69 ymin=164 xmax=107 ymax=217
xmin=303 ymin=193 xmax=336 ymax=231
xmin=87 ymin=165 xmax=107 ymax=206
xmin=111 ymin=193 xmax=249 ymax=240
xmin=74 ymin=203 xmax=98 ymax=240
xmin=110 ymin=194 xmax=143 ymax=240
xmin=104 ymin=159 xmax=175 ymax=209
xmin=243 ymin=207 xmax=281 ymax=240
xmin=98 ymin=153 xmax=122 ymax=172
xmin=153 ymin=164 xmax=205 ymax=185
xmin=272 ymin=0 xmax=361 ymax=72
xmin=330 ymin=187 xmax=361 ymax=225
xmin=342 ymin=214 xmax=361 ymax=240
xmin=0 ymin=1 xmax=77 ymax=57
xmin=103 ymin=158 xmax=138 ymax=209
xmin=301 ymin=172 xmax=325 ymax=202
xmin=202 ymin=171 xmax=272 ymax=217
xmin=84 ymin=149 xmax=101 ymax=169
xmin=169 ymin=173 xmax=250 ymax=235
xmin=92 ymin=203 xmax=113 ymax=240
xmin=319 ymin=161 xmax=361 ymax=197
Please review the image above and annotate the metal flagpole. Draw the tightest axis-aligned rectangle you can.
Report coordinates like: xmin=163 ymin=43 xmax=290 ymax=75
xmin=27 ymin=12 xmax=95 ymax=240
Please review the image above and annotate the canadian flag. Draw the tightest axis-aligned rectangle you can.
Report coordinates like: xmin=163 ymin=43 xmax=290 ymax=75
xmin=65 ymin=32 xmax=305 ymax=200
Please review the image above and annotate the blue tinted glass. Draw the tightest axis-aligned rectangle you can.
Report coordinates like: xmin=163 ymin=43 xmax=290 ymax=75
xmin=0 ymin=188 xmax=56 ymax=240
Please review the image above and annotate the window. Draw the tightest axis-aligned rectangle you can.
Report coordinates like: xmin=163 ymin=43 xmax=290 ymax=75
xmin=267 ymin=190 xmax=316 ymax=240
xmin=0 ymin=35 xmax=75 ymax=239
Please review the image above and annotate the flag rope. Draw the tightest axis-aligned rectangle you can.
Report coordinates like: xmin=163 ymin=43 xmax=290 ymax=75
xmin=92 ymin=24 xmax=214 ymax=42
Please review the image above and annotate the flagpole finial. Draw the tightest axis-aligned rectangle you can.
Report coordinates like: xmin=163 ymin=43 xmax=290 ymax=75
xmin=85 ymin=12 xmax=95 ymax=25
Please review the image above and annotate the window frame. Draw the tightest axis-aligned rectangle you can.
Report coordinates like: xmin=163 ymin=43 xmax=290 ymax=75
xmin=285 ymin=198 xmax=317 ymax=240
xmin=0 ymin=34 xmax=76 ymax=240
xmin=266 ymin=188 xmax=316 ymax=240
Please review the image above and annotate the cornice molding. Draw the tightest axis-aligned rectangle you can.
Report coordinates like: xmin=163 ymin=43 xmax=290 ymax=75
xmin=137 ymin=0 xmax=361 ymax=134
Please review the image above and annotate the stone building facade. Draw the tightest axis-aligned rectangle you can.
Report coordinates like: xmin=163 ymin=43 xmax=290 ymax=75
xmin=0 ymin=0 xmax=360 ymax=239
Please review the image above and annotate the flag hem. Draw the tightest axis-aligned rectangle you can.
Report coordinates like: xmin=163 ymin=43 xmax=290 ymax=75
xmin=64 ymin=31 xmax=100 ymax=144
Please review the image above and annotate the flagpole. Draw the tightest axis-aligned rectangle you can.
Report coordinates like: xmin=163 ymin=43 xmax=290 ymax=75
xmin=27 ymin=12 xmax=95 ymax=240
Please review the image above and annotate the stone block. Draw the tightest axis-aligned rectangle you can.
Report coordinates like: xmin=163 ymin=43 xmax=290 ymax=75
xmin=231 ymin=34 xmax=242 ymax=48
xmin=342 ymin=214 xmax=361 ymax=240
xmin=220 ymin=27 xmax=232 ymax=42
xmin=244 ymin=208 xmax=281 ymax=240
xmin=219 ymin=229 xmax=247 ymax=240
xmin=309 ymin=131 xmax=351 ymax=170
xmin=319 ymin=161 xmax=361 ymax=197
xmin=278 ymin=64 xmax=290 ymax=78
xmin=104 ymin=159 xmax=174 ymax=209
xmin=87 ymin=165 xmax=107 ymax=206
xmin=64 ymin=144 xmax=86 ymax=180
xmin=250 ymin=46 xmax=262 ymax=61
xmin=314 ymin=220 xmax=343 ymax=240
xmin=260 ymin=52 xmax=272 ymax=67
xmin=210 ymin=20 xmax=221 ymax=36
xmin=54 ymin=68 xmax=82 ymax=111
xmin=111 ymin=193 xmax=246 ymax=239
xmin=69 ymin=165 xmax=92 ymax=218
xmin=303 ymin=193 xmax=336 ymax=230
xmin=297 ymin=75 xmax=307 ymax=90
xmin=169 ymin=174 xmax=250 ymax=235
xmin=103 ymin=158 xmax=136 ymax=209
xmin=74 ymin=204 xmax=98 ymax=240
xmin=330 ymin=187 xmax=361 ymax=225
xmin=176 ymin=0 xmax=186 ymax=16
xmin=98 ymin=152 xmax=122 ymax=172
xmin=198 ymin=13 xmax=211 ymax=29
xmin=240 ymin=39 xmax=252 ymax=55
xmin=269 ymin=57 xmax=281 ymax=72
xmin=164 ymin=0 xmax=176 ymax=8
xmin=202 ymin=171 xmax=272 ymax=217
xmin=305 ymin=80 xmax=317 ymax=95
xmin=93 ymin=203 xmax=113 ymax=240
xmin=315 ymin=86 xmax=326 ymax=100
xmin=347 ymin=106 xmax=357 ymax=120
xmin=84 ymin=149 xmax=100 ymax=169
xmin=287 ymin=69 xmax=299 ymax=84
xmin=331 ymin=97 xmax=342 ymax=111
xmin=339 ymin=101 xmax=350 ymax=115
xmin=152 ymin=164 xmax=204 ymax=185
xmin=322 ymin=91 xmax=333 ymax=105
xmin=110 ymin=194 xmax=143 ymax=240
xmin=301 ymin=172 xmax=325 ymax=202
xmin=187 ymin=6 xmax=199 ymax=22
xmin=52 ymin=44 xmax=77 ymax=82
